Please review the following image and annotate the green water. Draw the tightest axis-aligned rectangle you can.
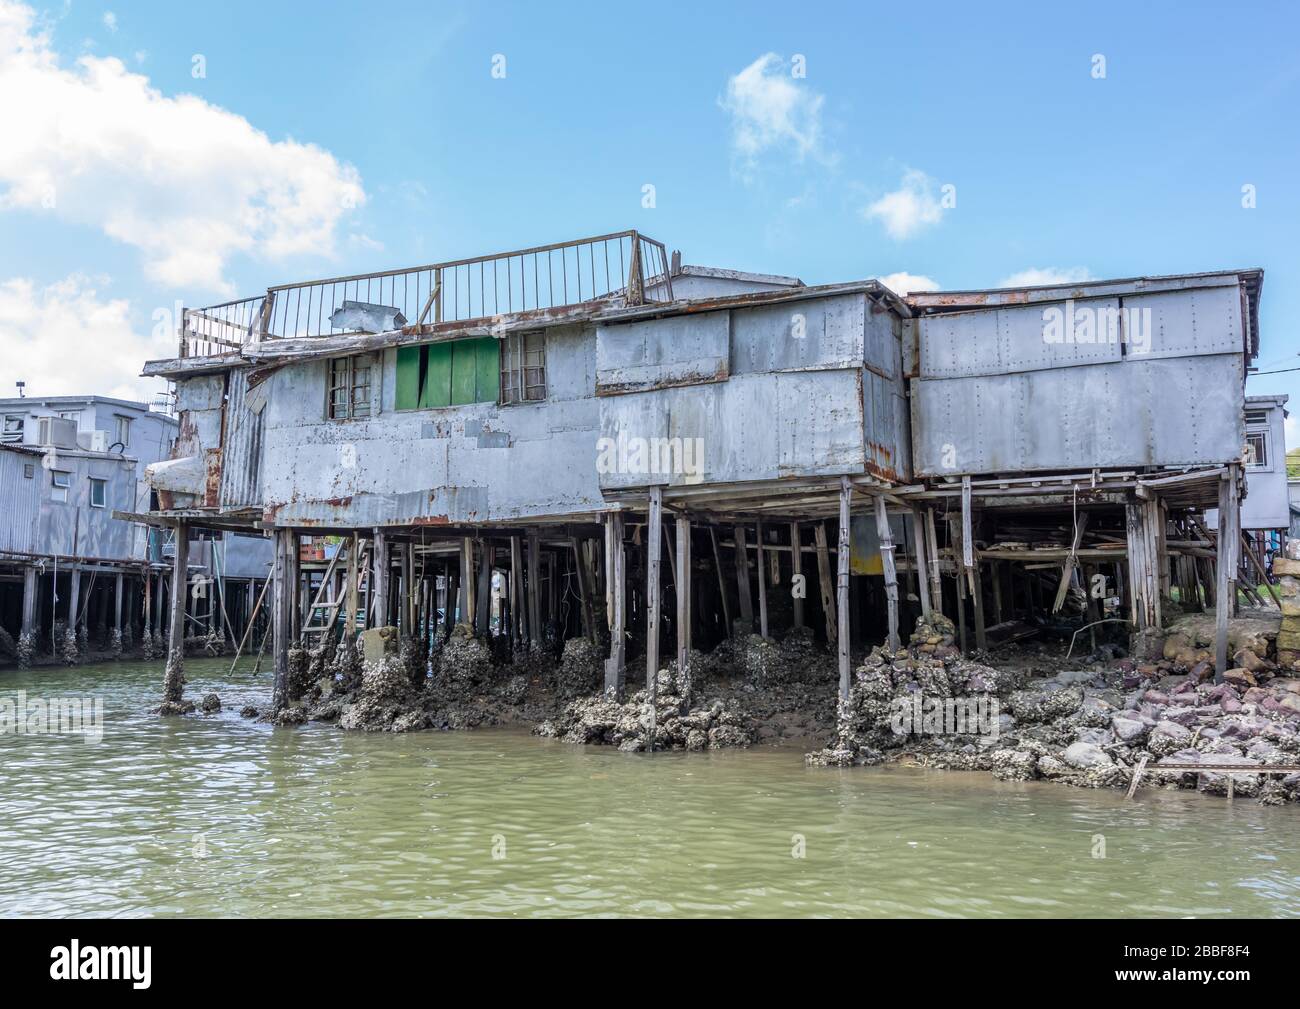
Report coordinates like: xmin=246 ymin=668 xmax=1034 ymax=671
xmin=2 ymin=658 xmax=1299 ymax=918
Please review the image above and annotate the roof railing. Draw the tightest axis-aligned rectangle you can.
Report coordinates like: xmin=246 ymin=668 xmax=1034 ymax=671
xmin=180 ymin=230 xmax=673 ymax=357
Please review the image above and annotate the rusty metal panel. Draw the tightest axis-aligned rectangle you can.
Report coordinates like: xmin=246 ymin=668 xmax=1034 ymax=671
xmin=919 ymin=297 xmax=1122 ymax=379
xmin=912 ymin=354 xmax=1244 ymax=476
xmin=218 ymin=368 xmax=264 ymax=511
xmin=0 ymin=451 xmax=40 ymax=554
xmin=595 ymin=311 xmax=730 ymax=395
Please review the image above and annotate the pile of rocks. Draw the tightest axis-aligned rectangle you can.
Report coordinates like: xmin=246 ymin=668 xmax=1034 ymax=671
xmin=536 ymin=683 xmax=752 ymax=752
xmin=804 ymin=614 xmax=1300 ymax=803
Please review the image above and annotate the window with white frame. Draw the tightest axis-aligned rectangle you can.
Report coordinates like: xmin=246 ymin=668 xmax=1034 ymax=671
xmin=499 ymin=331 xmax=546 ymax=404
xmin=114 ymin=415 xmax=132 ymax=447
xmin=327 ymin=356 xmax=372 ymax=420
xmin=1246 ymin=429 xmax=1269 ymax=469
xmin=89 ymin=477 xmax=107 ymax=508
xmin=51 ymin=470 xmax=70 ymax=503
xmin=1 ymin=415 xmax=22 ymax=444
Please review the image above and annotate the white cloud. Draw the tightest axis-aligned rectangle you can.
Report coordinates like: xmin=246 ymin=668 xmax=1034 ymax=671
xmin=0 ymin=274 xmax=171 ymax=402
xmin=878 ymin=271 xmax=940 ymax=295
xmin=720 ymin=53 xmax=827 ymax=176
xmin=101 ymin=11 xmax=116 ymax=32
xmin=863 ymin=170 xmax=944 ymax=240
xmin=998 ymin=266 xmax=1093 ymax=288
xmin=0 ymin=0 xmax=364 ymax=294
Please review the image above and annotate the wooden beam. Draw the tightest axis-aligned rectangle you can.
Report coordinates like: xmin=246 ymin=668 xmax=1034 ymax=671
xmin=676 ymin=513 xmax=692 ymax=668
xmin=910 ymin=507 xmax=931 ymax=620
xmin=372 ymin=529 xmax=390 ymax=627
xmin=163 ymin=525 xmax=190 ymax=705
xmin=710 ymin=526 xmax=733 ymax=637
xmin=527 ymin=529 xmax=542 ymax=646
xmin=647 ymin=488 xmax=663 ymax=748
xmin=733 ymin=524 xmax=754 ymax=630
xmin=572 ymin=536 xmax=596 ymax=643
xmin=755 ymin=520 xmax=768 ymax=639
xmin=875 ymin=494 xmax=899 ymax=651
xmin=1051 ymin=512 xmax=1090 ymax=614
xmin=605 ymin=513 xmax=626 ymax=698
xmin=1215 ymin=468 xmax=1240 ymax=682
xmin=790 ymin=521 xmax=805 ymax=628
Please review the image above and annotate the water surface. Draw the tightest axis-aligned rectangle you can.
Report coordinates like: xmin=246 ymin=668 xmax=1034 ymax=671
xmin=2 ymin=658 xmax=1298 ymax=917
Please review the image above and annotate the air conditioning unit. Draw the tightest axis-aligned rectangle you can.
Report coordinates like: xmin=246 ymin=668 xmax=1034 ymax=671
xmin=36 ymin=417 xmax=78 ymax=450
xmin=82 ymin=430 xmax=109 ymax=453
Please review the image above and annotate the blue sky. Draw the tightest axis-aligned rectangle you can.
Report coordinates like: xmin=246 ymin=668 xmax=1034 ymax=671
xmin=2 ymin=0 xmax=1298 ymax=432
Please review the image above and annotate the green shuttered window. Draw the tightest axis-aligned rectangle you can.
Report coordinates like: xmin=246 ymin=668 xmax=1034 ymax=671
xmin=395 ymin=338 xmax=501 ymax=410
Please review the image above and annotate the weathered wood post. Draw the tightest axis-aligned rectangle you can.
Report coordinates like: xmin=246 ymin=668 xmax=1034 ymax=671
xmin=1215 ymin=466 xmax=1240 ymax=682
xmin=527 ymin=529 xmax=542 ymax=648
xmin=605 ymin=512 xmax=626 ymax=699
xmin=372 ymin=529 xmax=390 ymax=627
xmin=709 ymin=526 xmax=733 ymax=637
xmin=162 ymin=524 xmax=190 ymax=707
xmin=875 ymin=494 xmax=900 ymax=651
xmin=676 ymin=512 xmax=692 ymax=669
xmin=910 ymin=507 xmax=931 ymax=619
xmin=789 ymin=522 xmax=804 ymax=629
xmin=733 ymin=524 xmax=754 ymax=631
xmin=755 ymin=520 xmax=768 ymax=639
xmin=112 ymin=572 xmax=124 ymax=657
xmin=815 ymin=522 xmax=836 ymax=648
xmin=571 ymin=535 xmax=596 ymax=643
xmin=837 ymin=478 xmax=852 ymax=699
xmin=458 ymin=537 xmax=474 ymax=629
xmin=64 ymin=565 xmax=81 ymax=663
xmin=646 ymin=488 xmax=662 ymax=748
xmin=18 ymin=565 xmax=37 ymax=667
xmin=271 ymin=528 xmax=293 ymax=711
xmin=510 ymin=535 xmax=525 ymax=647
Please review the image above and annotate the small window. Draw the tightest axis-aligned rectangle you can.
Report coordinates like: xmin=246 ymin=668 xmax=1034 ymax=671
xmin=1245 ymin=409 xmax=1269 ymax=427
xmin=1 ymin=415 xmax=22 ymax=444
xmin=395 ymin=338 xmax=500 ymax=410
xmin=89 ymin=477 xmax=107 ymax=508
xmin=23 ymin=463 xmax=34 ymax=479
xmin=500 ymin=331 xmax=546 ymax=404
xmin=58 ymin=410 xmax=81 ymax=427
xmin=1246 ymin=430 xmax=1269 ymax=469
xmin=51 ymin=470 xmax=70 ymax=503
xmin=114 ymin=415 xmax=132 ymax=447
xmin=327 ymin=356 xmax=372 ymax=421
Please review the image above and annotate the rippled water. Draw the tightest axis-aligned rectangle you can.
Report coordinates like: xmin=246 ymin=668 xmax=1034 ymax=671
xmin=2 ymin=658 xmax=1299 ymax=917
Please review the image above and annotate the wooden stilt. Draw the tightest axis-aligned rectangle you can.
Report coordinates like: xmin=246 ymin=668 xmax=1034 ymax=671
xmin=676 ymin=513 xmax=691 ymax=667
xmin=815 ymin=521 xmax=837 ymax=648
xmin=605 ymin=512 xmax=626 ymax=697
xmin=924 ymin=507 xmax=943 ymax=620
xmin=527 ymin=529 xmax=542 ymax=647
xmin=372 ymin=529 xmax=390 ymax=627
xmin=790 ymin=522 xmax=805 ymax=628
xmin=163 ymin=524 xmax=190 ymax=704
xmin=459 ymin=537 xmax=474 ymax=629
xmin=1215 ymin=467 xmax=1240 ymax=682
xmin=510 ymin=535 xmax=525 ymax=646
xmin=875 ymin=494 xmax=899 ymax=651
xmin=476 ymin=541 xmax=493 ymax=634
xmin=910 ymin=507 xmax=931 ymax=620
xmin=646 ymin=488 xmax=663 ymax=748
xmin=733 ymin=524 xmax=754 ymax=631
xmin=837 ymin=478 xmax=852 ymax=699
xmin=755 ymin=520 xmax=768 ymax=639
xmin=572 ymin=535 xmax=596 ymax=643
xmin=710 ymin=526 xmax=733 ymax=637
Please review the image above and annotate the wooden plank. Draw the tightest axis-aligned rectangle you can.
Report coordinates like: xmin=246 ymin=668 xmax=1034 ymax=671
xmin=527 ymin=529 xmax=542 ymax=646
xmin=605 ymin=513 xmax=626 ymax=698
xmin=910 ymin=507 xmax=931 ymax=619
xmin=756 ymin=520 xmax=769 ymax=639
xmin=1051 ymin=512 xmax=1089 ymax=614
xmin=372 ymin=529 xmax=389 ymax=627
xmin=676 ymin=514 xmax=691 ymax=669
xmin=1215 ymin=468 xmax=1239 ymax=682
xmin=572 ymin=536 xmax=596 ymax=643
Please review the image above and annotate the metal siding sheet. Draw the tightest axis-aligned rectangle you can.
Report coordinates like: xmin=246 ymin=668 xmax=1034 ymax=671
xmin=912 ymin=354 xmax=1244 ymax=475
xmin=218 ymin=368 xmax=264 ymax=511
xmin=1121 ymin=286 xmax=1242 ymax=360
xmin=595 ymin=311 xmax=730 ymax=393
xmin=731 ymin=293 xmax=866 ymax=376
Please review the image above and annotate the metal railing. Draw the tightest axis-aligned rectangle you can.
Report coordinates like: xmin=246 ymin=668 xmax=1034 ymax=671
xmin=180 ymin=230 xmax=673 ymax=356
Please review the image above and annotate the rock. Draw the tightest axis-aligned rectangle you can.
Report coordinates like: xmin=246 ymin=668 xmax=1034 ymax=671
xmin=1148 ymin=720 xmax=1193 ymax=756
xmin=1007 ymin=684 xmax=1083 ymax=724
xmin=199 ymin=693 xmax=222 ymax=713
xmin=989 ymin=748 xmax=1038 ymax=781
xmin=1224 ymin=668 xmax=1257 ymax=689
xmin=1062 ymin=741 xmax=1114 ymax=769
xmin=358 ymin=625 xmax=399 ymax=665
xmin=1112 ymin=714 xmax=1149 ymax=744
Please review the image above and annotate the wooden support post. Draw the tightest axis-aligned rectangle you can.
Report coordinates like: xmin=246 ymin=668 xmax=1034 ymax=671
xmin=345 ymin=534 xmax=359 ymax=637
xmin=572 ymin=536 xmax=596 ymax=643
xmin=646 ymin=488 xmax=663 ymax=747
xmin=676 ymin=513 xmax=692 ymax=668
xmin=755 ymin=520 xmax=768 ymax=639
xmin=910 ymin=507 xmax=931 ymax=620
xmin=948 ymin=514 xmax=968 ymax=653
xmin=991 ymin=560 xmax=1004 ymax=624
xmin=815 ymin=521 xmax=837 ymax=648
xmin=67 ymin=566 xmax=82 ymax=642
xmin=790 ymin=522 xmax=805 ymax=628
xmin=1052 ymin=512 xmax=1090 ymax=613
xmin=875 ymin=494 xmax=899 ymax=651
xmin=113 ymin=572 xmax=124 ymax=640
xmin=401 ymin=541 xmax=414 ymax=635
xmin=20 ymin=565 xmax=37 ymax=641
xmin=970 ymin=554 xmax=987 ymax=652
xmin=459 ymin=537 xmax=474 ymax=628
xmin=837 ymin=478 xmax=852 ymax=699
xmin=154 ymin=569 xmax=164 ymax=640
xmin=372 ymin=529 xmax=390 ymax=627
xmin=1215 ymin=468 xmax=1240 ymax=682
xmin=527 ymin=529 xmax=542 ymax=646
xmin=476 ymin=541 xmax=493 ymax=634
xmin=163 ymin=524 xmax=191 ymax=705
xmin=510 ymin=535 xmax=525 ymax=646
xmin=271 ymin=529 xmax=293 ymax=710
xmin=605 ymin=513 xmax=626 ymax=698
xmin=924 ymin=507 xmax=943 ymax=619
xmin=733 ymin=523 xmax=754 ymax=631
xmin=710 ymin=526 xmax=733 ymax=637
